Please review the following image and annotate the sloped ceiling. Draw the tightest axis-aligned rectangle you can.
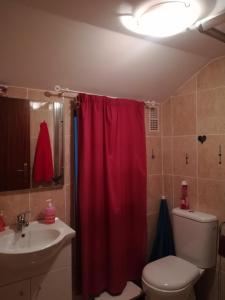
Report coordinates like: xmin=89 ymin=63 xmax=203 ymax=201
xmin=0 ymin=0 xmax=225 ymax=102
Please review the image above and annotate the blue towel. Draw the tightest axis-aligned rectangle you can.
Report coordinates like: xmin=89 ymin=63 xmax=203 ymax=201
xmin=149 ymin=198 xmax=175 ymax=262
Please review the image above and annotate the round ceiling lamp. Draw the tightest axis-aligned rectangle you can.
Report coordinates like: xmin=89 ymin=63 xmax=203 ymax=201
xmin=120 ymin=0 xmax=201 ymax=38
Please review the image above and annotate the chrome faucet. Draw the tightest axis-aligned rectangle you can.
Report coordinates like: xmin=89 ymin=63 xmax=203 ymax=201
xmin=16 ymin=211 xmax=30 ymax=231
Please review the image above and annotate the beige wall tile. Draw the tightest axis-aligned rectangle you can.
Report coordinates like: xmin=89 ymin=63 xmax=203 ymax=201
xmin=147 ymin=213 xmax=158 ymax=257
xmin=162 ymin=137 xmax=173 ymax=174
xmin=0 ymin=192 xmax=29 ymax=225
xmin=197 ymin=87 xmax=225 ymax=134
xmin=30 ymin=187 xmax=65 ymax=222
xmin=65 ymin=184 xmax=72 ymax=226
xmin=146 ymin=137 xmax=162 ymax=175
xmin=220 ymin=271 xmax=225 ymax=300
xmin=173 ymin=176 xmax=197 ymax=210
xmin=220 ymin=256 xmax=225 ymax=273
xmin=64 ymin=134 xmax=73 ymax=185
xmin=163 ymin=175 xmax=173 ymax=210
xmin=30 ymin=190 xmax=52 ymax=220
xmin=64 ymin=99 xmax=74 ymax=136
xmin=197 ymin=57 xmax=225 ymax=90
xmin=7 ymin=86 xmax=28 ymax=99
xmin=51 ymin=188 xmax=66 ymax=222
xmin=219 ymin=269 xmax=225 ymax=300
xmin=147 ymin=175 xmax=162 ymax=214
xmin=64 ymin=165 xmax=71 ymax=185
xmin=195 ymin=268 xmax=218 ymax=300
xmin=176 ymin=76 xmax=196 ymax=96
xmin=198 ymin=178 xmax=225 ymax=221
xmin=172 ymin=93 xmax=196 ymax=136
xmin=162 ymin=99 xmax=172 ymax=136
xmin=198 ymin=135 xmax=225 ymax=179
xmin=173 ymin=136 xmax=197 ymax=177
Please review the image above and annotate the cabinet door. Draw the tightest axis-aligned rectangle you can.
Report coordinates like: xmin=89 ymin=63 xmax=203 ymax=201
xmin=0 ymin=280 xmax=30 ymax=300
xmin=0 ymin=97 xmax=30 ymax=191
xmin=31 ymin=268 xmax=72 ymax=300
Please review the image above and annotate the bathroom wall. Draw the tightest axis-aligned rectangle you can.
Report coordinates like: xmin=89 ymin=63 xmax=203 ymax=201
xmin=145 ymin=107 xmax=163 ymax=256
xmin=161 ymin=56 xmax=225 ymax=300
xmin=0 ymin=86 xmax=73 ymax=226
xmin=4 ymin=57 xmax=225 ymax=297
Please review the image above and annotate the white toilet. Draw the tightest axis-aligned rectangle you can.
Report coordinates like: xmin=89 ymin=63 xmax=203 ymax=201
xmin=142 ymin=208 xmax=218 ymax=300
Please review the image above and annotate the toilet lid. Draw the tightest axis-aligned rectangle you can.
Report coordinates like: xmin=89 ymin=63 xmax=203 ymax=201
xmin=142 ymin=256 xmax=200 ymax=291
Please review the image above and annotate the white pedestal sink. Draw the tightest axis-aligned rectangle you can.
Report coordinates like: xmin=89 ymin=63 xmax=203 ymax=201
xmin=0 ymin=218 xmax=75 ymax=268
xmin=0 ymin=218 xmax=76 ymax=300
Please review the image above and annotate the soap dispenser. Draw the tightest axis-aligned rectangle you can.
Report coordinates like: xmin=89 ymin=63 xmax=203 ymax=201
xmin=0 ymin=210 xmax=6 ymax=231
xmin=44 ymin=199 xmax=56 ymax=224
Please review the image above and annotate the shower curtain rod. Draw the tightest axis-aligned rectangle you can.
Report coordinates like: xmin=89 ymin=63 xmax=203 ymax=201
xmin=44 ymin=85 xmax=158 ymax=108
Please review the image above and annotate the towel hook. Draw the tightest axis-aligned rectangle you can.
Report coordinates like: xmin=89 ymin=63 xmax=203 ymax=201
xmin=219 ymin=145 xmax=222 ymax=165
xmin=185 ymin=153 xmax=189 ymax=165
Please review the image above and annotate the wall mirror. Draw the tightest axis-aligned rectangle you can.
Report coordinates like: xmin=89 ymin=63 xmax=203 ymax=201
xmin=0 ymin=97 xmax=64 ymax=192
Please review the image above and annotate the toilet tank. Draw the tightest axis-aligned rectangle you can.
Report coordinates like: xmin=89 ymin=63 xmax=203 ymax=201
xmin=172 ymin=208 xmax=218 ymax=269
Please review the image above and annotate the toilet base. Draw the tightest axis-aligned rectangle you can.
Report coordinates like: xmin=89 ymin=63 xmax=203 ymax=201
xmin=142 ymin=279 xmax=196 ymax=300
xmin=144 ymin=291 xmax=195 ymax=300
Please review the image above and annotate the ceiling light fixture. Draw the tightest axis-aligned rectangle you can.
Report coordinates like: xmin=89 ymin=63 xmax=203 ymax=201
xmin=120 ymin=0 xmax=201 ymax=38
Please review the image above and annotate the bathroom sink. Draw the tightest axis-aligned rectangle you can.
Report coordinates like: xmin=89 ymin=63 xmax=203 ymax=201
xmin=0 ymin=218 xmax=75 ymax=268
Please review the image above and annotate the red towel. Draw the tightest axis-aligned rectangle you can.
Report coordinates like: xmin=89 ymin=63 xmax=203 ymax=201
xmin=33 ymin=121 xmax=54 ymax=183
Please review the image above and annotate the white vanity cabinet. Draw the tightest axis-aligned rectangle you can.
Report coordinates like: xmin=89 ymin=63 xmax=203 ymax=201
xmin=0 ymin=242 xmax=73 ymax=300
xmin=31 ymin=267 xmax=72 ymax=300
xmin=0 ymin=279 xmax=30 ymax=300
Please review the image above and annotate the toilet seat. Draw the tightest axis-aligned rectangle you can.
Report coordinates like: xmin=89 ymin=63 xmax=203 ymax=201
xmin=142 ymin=256 xmax=200 ymax=291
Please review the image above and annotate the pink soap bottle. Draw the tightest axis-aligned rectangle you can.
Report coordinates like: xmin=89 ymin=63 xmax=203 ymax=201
xmin=44 ymin=199 xmax=56 ymax=224
xmin=180 ymin=180 xmax=189 ymax=210
xmin=0 ymin=210 xmax=6 ymax=232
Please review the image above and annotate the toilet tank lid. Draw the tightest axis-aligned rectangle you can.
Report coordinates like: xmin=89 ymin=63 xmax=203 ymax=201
xmin=172 ymin=208 xmax=217 ymax=223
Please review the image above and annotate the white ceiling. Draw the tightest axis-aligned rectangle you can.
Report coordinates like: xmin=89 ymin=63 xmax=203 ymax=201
xmin=1 ymin=0 xmax=225 ymax=102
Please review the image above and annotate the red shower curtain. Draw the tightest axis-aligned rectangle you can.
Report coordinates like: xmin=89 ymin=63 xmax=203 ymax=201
xmin=78 ymin=94 xmax=147 ymax=299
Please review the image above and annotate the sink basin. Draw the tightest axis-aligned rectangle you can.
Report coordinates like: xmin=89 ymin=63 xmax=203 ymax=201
xmin=0 ymin=218 xmax=75 ymax=268
xmin=0 ymin=228 xmax=60 ymax=254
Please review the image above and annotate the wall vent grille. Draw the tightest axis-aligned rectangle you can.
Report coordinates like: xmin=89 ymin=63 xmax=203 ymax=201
xmin=148 ymin=106 xmax=159 ymax=132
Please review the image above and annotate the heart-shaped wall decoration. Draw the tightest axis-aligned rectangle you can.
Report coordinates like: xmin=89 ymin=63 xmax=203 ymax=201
xmin=198 ymin=135 xmax=207 ymax=144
